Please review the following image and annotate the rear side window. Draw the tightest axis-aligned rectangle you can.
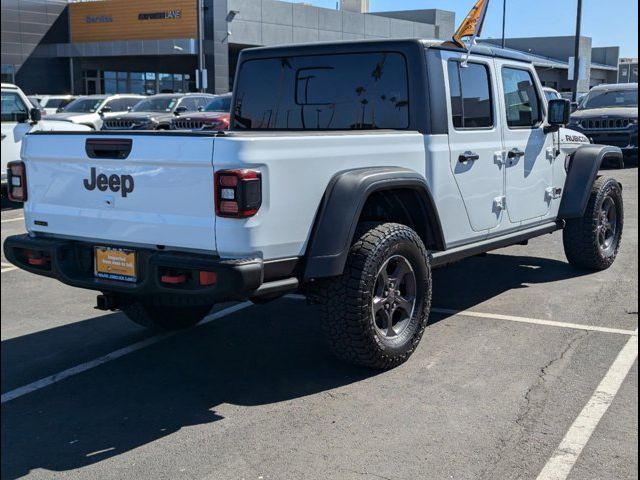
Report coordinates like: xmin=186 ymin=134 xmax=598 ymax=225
xmin=232 ymin=52 xmax=409 ymax=130
xmin=501 ymin=67 xmax=542 ymax=128
xmin=447 ymin=60 xmax=493 ymax=129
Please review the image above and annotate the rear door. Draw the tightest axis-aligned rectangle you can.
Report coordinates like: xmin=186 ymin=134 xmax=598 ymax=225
xmin=496 ymin=62 xmax=554 ymax=223
xmin=445 ymin=53 xmax=505 ymax=232
xmin=23 ymin=133 xmax=217 ymax=251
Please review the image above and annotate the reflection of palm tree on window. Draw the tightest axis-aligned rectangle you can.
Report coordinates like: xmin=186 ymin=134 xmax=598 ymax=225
xmin=272 ymin=57 xmax=292 ymax=128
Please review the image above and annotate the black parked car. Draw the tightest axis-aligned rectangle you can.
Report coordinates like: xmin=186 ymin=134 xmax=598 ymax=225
xmin=568 ymin=83 xmax=638 ymax=165
xmin=101 ymin=93 xmax=215 ymax=130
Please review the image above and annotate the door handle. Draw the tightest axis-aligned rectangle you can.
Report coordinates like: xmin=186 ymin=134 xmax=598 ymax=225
xmin=458 ymin=151 xmax=480 ymax=163
xmin=507 ymin=148 xmax=525 ymax=159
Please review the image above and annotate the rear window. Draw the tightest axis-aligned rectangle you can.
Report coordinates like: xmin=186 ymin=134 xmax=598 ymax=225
xmin=232 ymin=52 xmax=409 ymax=130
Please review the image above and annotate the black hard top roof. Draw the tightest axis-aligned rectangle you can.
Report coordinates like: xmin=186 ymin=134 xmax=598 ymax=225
xmin=240 ymin=38 xmax=532 ymax=64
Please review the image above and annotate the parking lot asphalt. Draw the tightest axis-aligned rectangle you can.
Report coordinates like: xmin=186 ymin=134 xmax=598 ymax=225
xmin=1 ymin=168 xmax=638 ymax=480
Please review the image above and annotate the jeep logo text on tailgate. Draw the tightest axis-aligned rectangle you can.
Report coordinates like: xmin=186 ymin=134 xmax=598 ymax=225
xmin=83 ymin=167 xmax=134 ymax=197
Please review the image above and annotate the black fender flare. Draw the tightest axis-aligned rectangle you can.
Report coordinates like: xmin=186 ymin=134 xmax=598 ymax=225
xmin=303 ymin=167 xmax=445 ymax=280
xmin=559 ymin=144 xmax=623 ymax=219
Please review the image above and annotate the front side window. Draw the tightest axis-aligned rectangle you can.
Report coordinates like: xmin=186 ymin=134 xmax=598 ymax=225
xmin=132 ymin=97 xmax=178 ymax=112
xmin=232 ymin=52 xmax=409 ymax=130
xmin=205 ymin=95 xmax=232 ymax=112
xmin=447 ymin=60 xmax=493 ymax=129
xmin=178 ymin=98 xmax=198 ymax=111
xmin=1 ymin=91 xmax=28 ymax=122
xmin=44 ymin=98 xmax=73 ymax=109
xmin=64 ymin=97 xmax=105 ymax=113
xmin=501 ymin=67 xmax=542 ymax=128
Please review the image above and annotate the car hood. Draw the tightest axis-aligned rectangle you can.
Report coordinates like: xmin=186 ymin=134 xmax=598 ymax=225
xmin=112 ymin=111 xmax=176 ymax=122
xmin=174 ymin=111 xmax=229 ymax=120
xmin=571 ymin=107 xmax=638 ymax=120
xmin=46 ymin=112 xmax=97 ymax=123
xmin=37 ymin=120 xmax=92 ymax=131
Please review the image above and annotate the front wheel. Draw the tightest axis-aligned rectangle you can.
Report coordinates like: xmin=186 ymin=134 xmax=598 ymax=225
xmin=122 ymin=302 xmax=212 ymax=330
xmin=316 ymin=222 xmax=432 ymax=370
xmin=563 ymin=176 xmax=624 ymax=270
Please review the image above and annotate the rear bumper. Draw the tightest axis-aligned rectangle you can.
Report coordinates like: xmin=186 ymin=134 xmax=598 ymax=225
xmin=3 ymin=234 xmax=264 ymax=305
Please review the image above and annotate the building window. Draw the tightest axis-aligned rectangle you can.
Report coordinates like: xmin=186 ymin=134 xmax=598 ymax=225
xmin=1 ymin=64 xmax=16 ymax=84
xmin=81 ymin=70 xmax=194 ymax=95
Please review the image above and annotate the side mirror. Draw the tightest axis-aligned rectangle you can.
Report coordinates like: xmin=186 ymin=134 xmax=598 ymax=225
xmin=197 ymin=106 xmax=205 ymax=112
xmin=174 ymin=106 xmax=188 ymax=116
xmin=99 ymin=106 xmax=112 ymax=115
xmin=29 ymin=108 xmax=42 ymax=123
xmin=546 ymin=98 xmax=570 ymax=131
xmin=56 ymin=107 xmax=64 ymax=113
xmin=570 ymin=102 xmax=579 ymax=113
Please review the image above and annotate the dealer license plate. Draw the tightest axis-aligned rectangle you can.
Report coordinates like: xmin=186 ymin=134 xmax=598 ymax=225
xmin=94 ymin=246 xmax=137 ymax=283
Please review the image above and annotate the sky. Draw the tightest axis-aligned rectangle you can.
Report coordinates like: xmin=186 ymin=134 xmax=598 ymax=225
xmin=284 ymin=0 xmax=638 ymax=57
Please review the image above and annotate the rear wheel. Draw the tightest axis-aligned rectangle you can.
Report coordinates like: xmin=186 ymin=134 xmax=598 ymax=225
xmin=122 ymin=302 xmax=212 ymax=330
xmin=316 ymin=222 xmax=431 ymax=369
xmin=563 ymin=176 xmax=623 ymax=270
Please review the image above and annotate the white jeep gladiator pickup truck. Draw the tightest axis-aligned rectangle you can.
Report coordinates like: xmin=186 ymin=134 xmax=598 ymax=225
xmin=5 ymin=40 xmax=624 ymax=369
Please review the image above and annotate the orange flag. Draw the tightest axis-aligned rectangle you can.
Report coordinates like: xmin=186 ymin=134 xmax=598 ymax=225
xmin=452 ymin=0 xmax=490 ymax=48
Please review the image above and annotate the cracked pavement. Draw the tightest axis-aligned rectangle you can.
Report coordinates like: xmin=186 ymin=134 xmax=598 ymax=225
xmin=1 ymin=167 xmax=638 ymax=480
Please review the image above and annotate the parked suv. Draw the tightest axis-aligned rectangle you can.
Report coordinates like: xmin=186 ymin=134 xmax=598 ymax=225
xmin=5 ymin=40 xmax=625 ymax=369
xmin=1 ymin=83 xmax=90 ymax=195
xmin=568 ymin=83 xmax=638 ymax=162
xmin=102 ymin=93 xmax=215 ymax=130
xmin=170 ymin=93 xmax=231 ymax=131
xmin=47 ymin=94 xmax=144 ymax=130
xmin=29 ymin=94 xmax=77 ymax=115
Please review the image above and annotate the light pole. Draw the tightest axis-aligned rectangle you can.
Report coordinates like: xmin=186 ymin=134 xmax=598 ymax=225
xmin=501 ymin=0 xmax=507 ymax=49
xmin=197 ymin=0 xmax=206 ymax=92
xmin=572 ymin=0 xmax=583 ymax=102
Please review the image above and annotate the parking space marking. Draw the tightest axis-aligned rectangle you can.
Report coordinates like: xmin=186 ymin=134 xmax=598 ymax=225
xmin=1 ymin=264 xmax=18 ymax=273
xmin=536 ymin=332 xmax=638 ymax=480
xmin=431 ymin=308 xmax=638 ymax=336
xmin=1 ymin=216 xmax=24 ymax=224
xmin=0 ymin=302 xmax=253 ymax=404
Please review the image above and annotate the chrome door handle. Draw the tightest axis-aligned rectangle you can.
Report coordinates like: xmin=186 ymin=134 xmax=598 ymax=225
xmin=458 ymin=151 xmax=480 ymax=163
xmin=507 ymin=148 xmax=525 ymax=159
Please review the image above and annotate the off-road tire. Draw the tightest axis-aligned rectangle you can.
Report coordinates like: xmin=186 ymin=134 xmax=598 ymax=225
xmin=122 ymin=302 xmax=212 ymax=330
xmin=315 ymin=222 xmax=431 ymax=369
xmin=563 ymin=176 xmax=623 ymax=271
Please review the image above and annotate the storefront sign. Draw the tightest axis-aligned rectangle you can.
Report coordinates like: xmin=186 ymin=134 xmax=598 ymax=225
xmin=70 ymin=0 xmax=196 ymax=43
xmin=85 ymin=15 xmax=114 ymax=23
xmin=138 ymin=10 xmax=182 ymax=20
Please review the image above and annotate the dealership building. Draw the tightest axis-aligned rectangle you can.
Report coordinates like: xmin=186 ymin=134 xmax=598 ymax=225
xmin=0 ymin=0 xmax=629 ymax=96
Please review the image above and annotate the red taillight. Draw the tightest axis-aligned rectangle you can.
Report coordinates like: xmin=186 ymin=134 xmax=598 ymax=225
xmin=7 ymin=161 xmax=27 ymax=202
xmin=199 ymin=271 xmax=217 ymax=286
xmin=214 ymin=169 xmax=262 ymax=218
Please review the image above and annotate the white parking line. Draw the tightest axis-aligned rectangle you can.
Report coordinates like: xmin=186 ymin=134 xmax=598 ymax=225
xmin=432 ymin=308 xmax=638 ymax=336
xmin=286 ymin=296 xmax=638 ymax=336
xmin=1 ymin=216 xmax=24 ymax=224
xmin=536 ymin=333 xmax=638 ymax=480
xmin=0 ymin=302 xmax=253 ymax=404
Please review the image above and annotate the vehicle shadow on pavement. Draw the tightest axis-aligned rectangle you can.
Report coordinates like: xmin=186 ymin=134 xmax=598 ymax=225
xmin=1 ymin=253 xmax=589 ymax=478
xmin=1 ymin=299 xmax=377 ymax=479
xmin=430 ymin=252 xmax=590 ymax=316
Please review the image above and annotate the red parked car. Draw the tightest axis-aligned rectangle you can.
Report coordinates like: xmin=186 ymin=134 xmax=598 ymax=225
xmin=170 ymin=93 xmax=231 ymax=131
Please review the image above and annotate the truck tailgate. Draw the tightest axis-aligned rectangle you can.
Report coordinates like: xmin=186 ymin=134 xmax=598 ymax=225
xmin=22 ymin=133 xmax=217 ymax=252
